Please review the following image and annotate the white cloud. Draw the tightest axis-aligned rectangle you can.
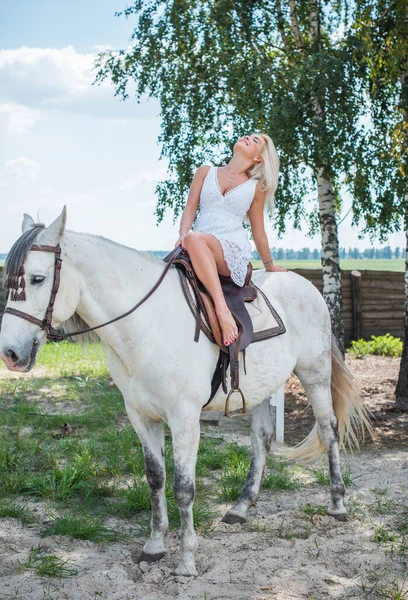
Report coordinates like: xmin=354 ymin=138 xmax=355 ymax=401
xmin=0 ymin=46 xmax=94 ymax=102
xmin=121 ymin=168 xmax=168 ymax=191
xmin=62 ymin=192 xmax=97 ymax=208
xmin=0 ymin=46 xmax=154 ymax=119
xmin=4 ymin=156 xmax=40 ymax=181
xmin=0 ymin=102 xmax=44 ymax=134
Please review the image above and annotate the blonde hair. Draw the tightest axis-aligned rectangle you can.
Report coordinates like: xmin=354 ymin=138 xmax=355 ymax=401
xmin=246 ymin=132 xmax=280 ymax=214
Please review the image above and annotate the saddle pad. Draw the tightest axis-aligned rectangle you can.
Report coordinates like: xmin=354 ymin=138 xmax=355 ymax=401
xmin=178 ymin=271 xmax=286 ymax=345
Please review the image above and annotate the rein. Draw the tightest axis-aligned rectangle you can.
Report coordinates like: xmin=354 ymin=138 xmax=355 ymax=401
xmin=4 ymin=243 xmax=182 ymax=342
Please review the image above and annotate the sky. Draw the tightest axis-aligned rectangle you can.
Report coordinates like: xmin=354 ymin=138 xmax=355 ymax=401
xmin=0 ymin=0 xmax=405 ymax=255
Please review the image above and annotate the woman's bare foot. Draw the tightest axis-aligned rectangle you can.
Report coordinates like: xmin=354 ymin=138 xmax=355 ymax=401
xmin=216 ymin=308 xmax=239 ymax=346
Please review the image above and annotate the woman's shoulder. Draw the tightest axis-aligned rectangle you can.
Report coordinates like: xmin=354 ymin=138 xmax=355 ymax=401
xmin=196 ymin=164 xmax=212 ymax=177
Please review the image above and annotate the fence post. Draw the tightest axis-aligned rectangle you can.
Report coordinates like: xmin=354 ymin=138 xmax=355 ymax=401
xmin=269 ymin=385 xmax=285 ymax=443
xmin=350 ymin=270 xmax=362 ymax=341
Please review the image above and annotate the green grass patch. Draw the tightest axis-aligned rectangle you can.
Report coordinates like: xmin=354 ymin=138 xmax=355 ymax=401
xmin=312 ymin=465 xmax=352 ymax=487
xmin=302 ymin=503 xmax=327 ymax=517
xmin=251 ymin=259 xmax=406 ymax=272
xmin=43 ymin=514 xmax=125 ymax=543
xmin=0 ymin=501 xmax=36 ymax=524
xmin=123 ymin=481 xmax=151 ymax=513
xmin=218 ymin=443 xmax=251 ymax=502
xmin=372 ymin=526 xmax=398 ymax=544
xmin=263 ymin=471 xmax=300 ymax=491
xmin=21 ymin=546 xmax=78 ymax=578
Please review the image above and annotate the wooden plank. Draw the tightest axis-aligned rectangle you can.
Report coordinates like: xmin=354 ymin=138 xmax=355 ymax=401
xmin=351 ymin=271 xmax=362 ymax=341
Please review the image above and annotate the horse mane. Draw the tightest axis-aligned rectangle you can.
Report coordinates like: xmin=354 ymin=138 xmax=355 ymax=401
xmin=58 ymin=312 xmax=101 ymax=344
xmin=2 ymin=223 xmax=46 ymax=291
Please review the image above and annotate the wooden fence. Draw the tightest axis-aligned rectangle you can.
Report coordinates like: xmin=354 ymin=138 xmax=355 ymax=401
xmin=0 ymin=266 xmax=404 ymax=346
xmin=291 ymin=268 xmax=404 ymax=346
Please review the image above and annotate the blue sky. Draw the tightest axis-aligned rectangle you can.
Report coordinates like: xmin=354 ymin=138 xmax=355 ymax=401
xmin=0 ymin=0 xmax=405 ymax=255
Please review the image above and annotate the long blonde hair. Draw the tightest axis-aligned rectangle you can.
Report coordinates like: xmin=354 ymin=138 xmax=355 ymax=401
xmin=246 ymin=132 xmax=280 ymax=214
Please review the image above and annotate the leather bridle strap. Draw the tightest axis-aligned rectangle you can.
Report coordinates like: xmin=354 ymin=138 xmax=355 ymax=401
xmin=4 ymin=243 xmax=182 ymax=342
xmin=4 ymin=244 xmax=63 ymax=340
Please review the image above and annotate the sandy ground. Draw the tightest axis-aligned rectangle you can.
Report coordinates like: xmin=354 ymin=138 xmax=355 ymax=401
xmin=1 ymin=356 xmax=408 ymax=599
xmin=1 ymin=449 xmax=407 ymax=600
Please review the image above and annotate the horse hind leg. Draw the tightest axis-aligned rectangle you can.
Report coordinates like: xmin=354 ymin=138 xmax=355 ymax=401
xmin=222 ymin=397 xmax=274 ymax=524
xmin=125 ymin=403 xmax=169 ymax=562
xmin=294 ymin=368 xmax=348 ymax=521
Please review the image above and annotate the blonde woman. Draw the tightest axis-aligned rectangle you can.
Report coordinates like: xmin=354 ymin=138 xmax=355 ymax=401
xmin=175 ymin=133 xmax=288 ymax=347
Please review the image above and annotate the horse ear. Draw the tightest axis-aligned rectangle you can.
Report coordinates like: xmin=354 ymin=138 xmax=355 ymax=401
xmin=22 ymin=213 xmax=35 ymax=233
xmin=37 ymin=206 xmax=67 ymax=246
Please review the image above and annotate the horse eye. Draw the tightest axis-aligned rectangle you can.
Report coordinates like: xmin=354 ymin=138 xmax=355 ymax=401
xmin=31 ymin=275 xmax=45 ymax=284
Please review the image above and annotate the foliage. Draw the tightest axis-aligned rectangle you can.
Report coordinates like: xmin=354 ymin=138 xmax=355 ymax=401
xmin=94 ymin=0 xmax=371 ymax=237
xmin=348 ymin=333 xmax=403 ymax=358
xmin=350 ymin=0 xmax=407 ymax=239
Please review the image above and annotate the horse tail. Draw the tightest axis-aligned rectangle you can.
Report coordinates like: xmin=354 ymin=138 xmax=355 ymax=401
xmin=271 ymin=335 xmax=373 ymax=461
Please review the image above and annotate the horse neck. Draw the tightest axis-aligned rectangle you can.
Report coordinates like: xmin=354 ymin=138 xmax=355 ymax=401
xmin=62 ymin=231 xmax=174 ymax=350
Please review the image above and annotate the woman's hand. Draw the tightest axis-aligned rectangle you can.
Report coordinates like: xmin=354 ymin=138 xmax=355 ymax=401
xmin=174 ymin=234 xmax=187 ymax=249
xmin=265 ymin=262 xmax=288 ymax=273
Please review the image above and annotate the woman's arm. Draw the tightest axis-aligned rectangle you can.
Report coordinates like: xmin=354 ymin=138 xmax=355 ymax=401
xmin=247 ymin=185 xmax=288 ymax=272
xmin=175 ymin=165 xmax=211 ymax=246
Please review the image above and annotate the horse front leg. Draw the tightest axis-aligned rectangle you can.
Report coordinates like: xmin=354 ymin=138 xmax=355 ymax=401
xmin=223 ymin=397 xmax=274 ymax=524
xmin=169 ymin=414 xmax=201 ymax=576
xmin=125 ymin=403 xmax=169 ymax=562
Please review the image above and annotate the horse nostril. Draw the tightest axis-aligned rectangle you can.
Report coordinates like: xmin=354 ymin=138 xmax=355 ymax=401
xmin=5 ymin=348 xmax=19 ymax=363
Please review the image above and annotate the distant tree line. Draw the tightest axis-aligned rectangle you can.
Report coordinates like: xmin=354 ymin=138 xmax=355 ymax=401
xmin=144 ymin=247 xmax=404 ymax=261
xmin=251 ymin=246 xmax=405 ymax=261
xmin=1 ymin=248 xmax=403 ymax=263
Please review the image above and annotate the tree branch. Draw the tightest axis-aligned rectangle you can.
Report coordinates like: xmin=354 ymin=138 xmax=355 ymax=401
xmin=276 ymin=0 xmax=291 ymax=52
xmin=289 ymin=0 xmax=305 ymax=52
xmin=373 ymin=1 xmax=396 ymax=29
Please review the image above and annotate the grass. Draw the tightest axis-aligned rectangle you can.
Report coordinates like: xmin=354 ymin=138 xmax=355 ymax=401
xmin=218 ymin=443 xmax=251 ymax=502
xmin=0 ymin=501 xmax=36 ymax=524
xmin=251 ymin=258 xmax=405 ymax=271
xmin=302 ymin=503 xmax=327 ymax=517
xmin=262 ymin=471 xmax=300 ymax=490
xmin=0 ymin=341 xmax=224 ymax=539
xmin=21 ymin=546 xmax=78 ymax=578
xmin=43 ymin=514 xmax=125 ymax=543
xmin=312 ymin=464 xmax=352 ymax=487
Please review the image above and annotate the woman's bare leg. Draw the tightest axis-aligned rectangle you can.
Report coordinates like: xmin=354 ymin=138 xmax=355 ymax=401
xmin=183 ymin=232 xmax=238 ymax=345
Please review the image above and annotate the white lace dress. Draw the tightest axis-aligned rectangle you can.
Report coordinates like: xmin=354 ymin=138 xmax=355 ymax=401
xmin=193 ymin=165 xmax=257 ymax=287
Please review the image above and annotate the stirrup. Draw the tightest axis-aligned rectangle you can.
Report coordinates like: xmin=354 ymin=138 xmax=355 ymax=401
xmin=224 ymin=387 xmax=246 ymax=417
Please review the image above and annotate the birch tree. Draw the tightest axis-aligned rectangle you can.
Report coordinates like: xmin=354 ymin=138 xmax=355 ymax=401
xmin=95 ymin=0 xmax=369 ymax=353
xmin=351 ymin=0 xmax=408 ymax=407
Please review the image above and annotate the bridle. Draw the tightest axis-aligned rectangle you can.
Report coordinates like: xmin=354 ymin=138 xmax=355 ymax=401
xmin=4 ymin=243 xmax=181 ymax=342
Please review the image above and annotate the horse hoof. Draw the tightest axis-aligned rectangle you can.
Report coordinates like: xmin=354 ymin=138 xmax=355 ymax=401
xmin=172 ymin=564 xmax=198 ymax=577
xmin=221 ymin=512 xmax=247 ymax=525
xmin=138 ymin=551 xmax=165 ymax=563
xmin=331 ymin=513 xmax=349 ymax=522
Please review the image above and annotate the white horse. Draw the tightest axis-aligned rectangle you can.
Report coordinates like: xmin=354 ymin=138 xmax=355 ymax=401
xmin=0 ymin=207 xmax=370 ymax=576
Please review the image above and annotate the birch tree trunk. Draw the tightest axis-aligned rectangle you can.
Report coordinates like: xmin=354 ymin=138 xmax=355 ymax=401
xmin=317 ymin=169 xmax=345 ymax=352
xmin=395 ymin=46 xmax=408 ymax=409
xmin=395 ymin=224 xmax=408 ymax=409
xmin=310 ymin=0 xmax=345 ymax=353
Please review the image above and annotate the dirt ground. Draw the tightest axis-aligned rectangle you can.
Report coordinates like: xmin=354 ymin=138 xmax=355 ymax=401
xmin=1 ymin=355 xmax=408 ymax=600
xmin=284 ymin=355 xmax=408 ymax=449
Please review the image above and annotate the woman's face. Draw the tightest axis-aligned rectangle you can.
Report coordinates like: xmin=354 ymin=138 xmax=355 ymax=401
xmin=234 ymin=134 xmax=265 ymax=162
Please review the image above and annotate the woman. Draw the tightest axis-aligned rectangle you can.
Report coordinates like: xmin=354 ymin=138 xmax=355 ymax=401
xmin=175 ymin=133 xmax=288 ymax=347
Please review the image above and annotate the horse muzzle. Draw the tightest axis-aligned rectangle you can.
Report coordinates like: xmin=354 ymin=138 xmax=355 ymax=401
xmin=0 ymin=338 xmax=40 ymax=372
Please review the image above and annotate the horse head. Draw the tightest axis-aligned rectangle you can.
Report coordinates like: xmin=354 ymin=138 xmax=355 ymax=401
xmin=0 ymin=206 xmax=80 ymax=372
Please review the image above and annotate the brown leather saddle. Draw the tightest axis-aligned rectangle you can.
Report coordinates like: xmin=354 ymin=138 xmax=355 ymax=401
xmin=163 ymin=246 xmax=286 ymax=414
